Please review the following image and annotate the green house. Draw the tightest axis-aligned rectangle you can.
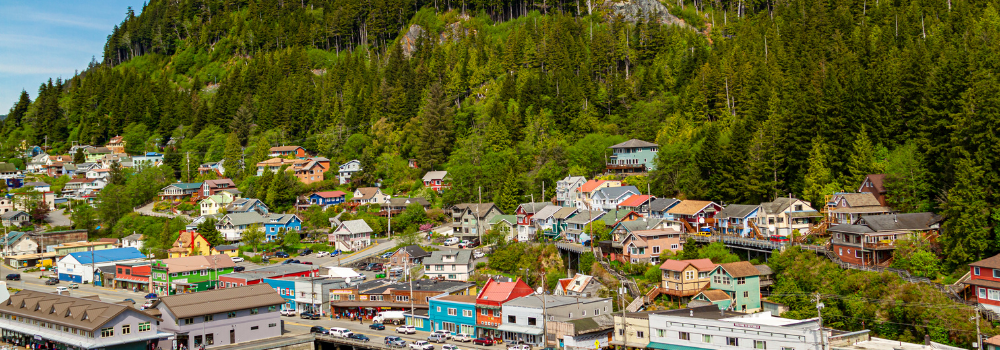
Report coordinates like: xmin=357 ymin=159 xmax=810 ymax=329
xmin=692 ymin=289 xmax=734 ymax=310
xmin=707 ymin=261 xmax=762 ymax=313
xmin=150 ymin=254 xmax=236 ymax=295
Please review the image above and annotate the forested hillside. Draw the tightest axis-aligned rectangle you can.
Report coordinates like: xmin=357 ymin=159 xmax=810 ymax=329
xmin=3 ymin=0 xmax=1000 ymax=271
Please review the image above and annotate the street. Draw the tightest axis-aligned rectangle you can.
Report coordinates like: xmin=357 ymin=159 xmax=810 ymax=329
xmin=282 ymin=315 xmax=504 ymax=350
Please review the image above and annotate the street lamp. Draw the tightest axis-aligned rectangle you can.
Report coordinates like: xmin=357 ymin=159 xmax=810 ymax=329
xmin=384 ymin=195 xmax=392 ymax=240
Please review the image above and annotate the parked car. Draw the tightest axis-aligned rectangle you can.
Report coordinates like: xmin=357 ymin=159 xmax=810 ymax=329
xmin=301 ymin=248 xmax=313 ymax=256
xmin=381 ymin=251 xmax=393 ymax=259
xmin=432 ymin=330 xmax=453 ymax=339
xmin=144 ymin=293 xmax=158 ymax=299
xmin=331 ymin=250 xmax=341 ymax=257
xmin=281 ymin=309 xmax=297 ymax=317
xmin=427 ymin=334 xmax=447 ymax=343
xmin=473 ymin=338 xmax=495 ymax=346
xmin=310 ymin=326 xmax=329 ymax=335
xmin=454 ymin=333 xmax=472 ymax=342
xmin=282 ymin=259 xmax=301 ymax=265
xmin=44 ymin=278 xmax=59 ymax=285
xmin=142 ymin=300 xmax=155 ymax=309
xmin=370 ymin=263 xmax=384 ymax=272
xmin=234 ymin=266 xmax=246 ymax=272
xmin=68 ymin=283 xmax=79 ymax=289
xmin=472 ymin=251 xmax=485 ymax=259
xmin=123 ymin=298 xmax=136 ymax=304
xmin=410 ymin=341 xmax=435 ymax=350
xmin=301 ymin=261 xmax=314 ymax=265
xmin=317 ymin=251 xmax=330 ymax=258
xmin=55 ymin=286 xmax=68 ymax=293
xmin=349 ymin=333 xmax=370 ymax=342
xmin=329 ymin=327 xmax=353 ymax=337
xmin=457 ymin=240 xmax=471 ymax=248
xmin=507 ymin=343 xmax=531 ymax=350
xmin=232 ymin=256 xmax=245 ymax=263
xmin=385 ymin=336 xmax=407 ymax=348
xmin=300 ymin=312 xmax=320 ymax=320
xmin=396 ymin=325 xmax=416 ymax=334
xmin=443 ymin=345 xmax=460 ymax=350
xmin=369 ymin=323 xmax=386 ymax=330
xmin=274 ymin=252 xmax=290 ymax=258
xmin=444 ymin=237 xmax=460 ymax=246
xmin=4 ymin=274 xmax=20 ymax=281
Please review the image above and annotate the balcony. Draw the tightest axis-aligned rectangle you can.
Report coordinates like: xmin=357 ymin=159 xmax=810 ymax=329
xmin=831 ymin=237 xmax=897 ymax=250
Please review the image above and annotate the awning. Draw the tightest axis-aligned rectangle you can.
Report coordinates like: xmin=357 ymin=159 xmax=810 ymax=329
xmin=647 ymin=342 xmax=713 ymax=350
xmin=497 ymin=324 xmax=543 ymax=335
xmin=788 ymin=211 xmax=822 ymax=218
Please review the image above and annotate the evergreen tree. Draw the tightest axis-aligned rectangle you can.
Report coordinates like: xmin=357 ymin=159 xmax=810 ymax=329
xmin=249 ymin=135 xmax=271 ymax=171
xmin=884 ymin=142 xmax=932 ymax=212
xmin=802 ymin=139 xmax=839 ymax=207
xmin=222 ymin=133 xmax=243 ymax=179
xmin=941 ymin=158 xmax=993 ymax=268
xmin=256 ymin=171 xmax=273 ymax=200
xmin=3 ymin=90 xmax=30 ymax=134
xmin=417 ymin=82 xmax=454 ymax=171
xmin=495 ymin=168 xmax=521 ymax=214
xmin=847 ymin=126 xmax=880 ymax=186
xmin=197 ymin=218 xmax=224 ymax=247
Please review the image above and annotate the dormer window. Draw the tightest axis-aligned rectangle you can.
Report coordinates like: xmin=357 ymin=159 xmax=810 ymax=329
xmin=50 ymin=306 xmax=55 ymax=314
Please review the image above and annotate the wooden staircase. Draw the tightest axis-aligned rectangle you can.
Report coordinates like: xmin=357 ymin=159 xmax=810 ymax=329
xmin=682 ymin=220 xmax=698 ymax=234
xmin=748 ymin=220 xmax=764 ymax=239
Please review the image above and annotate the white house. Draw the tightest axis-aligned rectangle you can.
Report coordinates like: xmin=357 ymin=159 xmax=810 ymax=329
xmin=122 ymin=233 xmax=144 ymax=251
xmin=590 ymin=186 xmax=641 ymax=211
xmin=556 ymin=176 xmax=587 ymax=207
xmin=328 ymin=219 xmax=373 ymax=251
xmin=351 ymin=187 xmax=385 ymax=205
xmin=647 ymin=306 xmax=824 ymax=350
xmin=24 ymin=181 xmax=51 ymax=193
xmin=338 ymin=159 xmax=362 ymax=185
xmin=0 ymin=210 xmax=30 ymax=227
xmin=216 ymin=212 xmax=267 ymax=241
xmin=423 ymin=250 xmax=474 ymax=281
xmin=1 ymin=231 xmax=38 ymax=256
xmin=56 ymin=247 xmax=146 ymax=283
xmin=86 ymin=168 xmax=111 ymax=180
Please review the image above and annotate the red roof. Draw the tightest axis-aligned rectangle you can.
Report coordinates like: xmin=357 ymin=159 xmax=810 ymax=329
xmin=579 ymin=180 xmax=606 ymax=193
xmin=659 ymin=258 xmax=716 ymax=272
xmin=476 ymin=278 xmax=533 ymax=305
xmin=314 ymin=191 xmax=347 ymax=198
xmin=67 ymin=178 xmax=96 ymax=183
xmin=558 ymin=278 xmax=573 ymax=292
xmin=618 ymin=195 xmax=652 ymax=208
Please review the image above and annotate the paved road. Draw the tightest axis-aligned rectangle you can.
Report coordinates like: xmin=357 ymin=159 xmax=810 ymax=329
xmin=44 ymin=208 xmax=72 ymax=227
xmin=135 ymin=201 xmax=192 ymax=220
xmin=281 ymin=315 xmax=504 ymax=350
xmin=324 ymin=239 xmax=398 ymax=268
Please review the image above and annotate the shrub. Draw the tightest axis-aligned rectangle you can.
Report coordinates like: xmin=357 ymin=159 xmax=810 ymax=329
xmin=476 ymin=262 xmax=487 ymax=269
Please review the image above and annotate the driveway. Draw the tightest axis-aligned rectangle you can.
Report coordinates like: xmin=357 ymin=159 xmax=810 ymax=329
xmin=134 ymin=201 xmax=191 ymax=220
xmin=44 ymin=208 xmax=72 ymax=227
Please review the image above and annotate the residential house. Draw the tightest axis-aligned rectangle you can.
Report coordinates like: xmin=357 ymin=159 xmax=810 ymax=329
xmin=550 ymin=314 xmax=616 ymax=350
xmin=292 ymin=157 xmax=331 ymax=184
xmin=97 ymin=154 xmax=130 ymax=168
xmin=79 ymin=178 xmax=107 ymax=197
xmin=24 ymin=181 xmax=51 ymax=193
xmin=548 ymin=207 xmax=579 ymax=239
xmin=0 ymin=197 xmax=13 ymax=213
xmin=487 ymin=215 xmax=517 ymax=240
xmin=987 ymin=336 xmax=1000 ymax=350
xmin=1 ymin=210 xmax=30 ymax=227
xmin=606 ymin=139 xmax=658 ymax=174
xmin=159 ymin=182 xmax=203 ymax=201
xmin=617 ymin=194 xmax=655 ymax=216
xmin=451 ymin=203 xmax=504 ymax=240
xmin=329 ymin=219 xmax=373 ymax=251
xmin=390 ymin=245 xmax=431 ymax=266
xmin=167 ymin=230 xmax=216 ymax=258
xmin=858 ymin=174 xmax=888 ymax=206
xmin=827 ymin=192 xmax=893 ymax=226
xmin=554 ymin=274 xmax=602 ymax=297
xmin=330 ymin=280 xmax=476 ymax=317
xmin=428 ymin=294 xmax=479 ymax=335
xmin=216 ymin=212 xmax=267 ymax=241
xmin=475 ymin=278 xmax=534 ymax=339
xmin=338 ymin=159 xmax=362 ymax=184
xmin=556 ymin=176 xmax=587 ymax=207
xmin=226 ymin=198 xmax=269 ymax=215
xmin=970 ymin=254 xmax=1000 ymax=314
xmin=611 ymin=312 xmax=657 ymax=350
xmin=564 ymin=210 xmax=605 ymax=244
xmin=610 ymin=217 xmax=676 ymax=242
xmin=85 ymin=168 xmax=110 ymax=180
xmin=201 ymin=178 xmax=237 ymax=198
xmin=424 ymin=250 xmax=474 ymax=281
xmin=122 ymin=233 xmax=144 ymax=250
xmin=666 ymin=200 xmax=723 ymax=233
xmin=515 ymin=203 xmax=552 ymax=242
xmin=658 ymin=258 xmax=716 ymax=300
xmin=131 ymin=152 xmax=164 ymax=168
xmin=113 ymin=262 xmax=151 ymax=292
xmin=106 ymin=135 xmax=125 ymax=153
xmin=621 ymin=228 xmax=683 ymax=264
xmin=197 ymin=160 xmax=226 ymax=176
xmin=758 ymin=197 xmax=822 ymax=236
xmin=56 ymin=247 xmax=146 ymax=283
xmin=351 ymin=187 xmax=385 ymax=205
xmin=260 ymin=277 xmax=345 ymax=315
xmin=422 ymin=171 xmax=450 ymax=192
xmin=199 ymin=190 xmax=239 ymax=216
xmin=691 ymin=289 xmax=736 ymax=310
xmin=0 ymin=162 xmax=23 ymax=189
xmin=591 ymin=186 xmax=641 ymax=211
xmin=830 ymin=212 xmax=942 ymax=266
xmin=576 ymin=180 xmax=622 ymax=209
xmin=149 ymin=254 xmax=236 ymax=295
xmin=269 ymin=145 xmax=307 ymax=158
xmin=385 ymin=197 xmax=432 ymax=212
xmin=501 ymin=295 xmax=612 ymax=346
xmin=707 ymin=261 xmax=762 ymax=312
xmin=215 ymin=244 xmax=239 ymax=257
xmin=306 ymin=191 xmax=346 ymax=208
xmin=714 ymin=204 xmax=762 ymax=237
xmin=218 ymin=264 xmax=318 ymax=288
xmin=0 ymin=231 xmax=38 ymax=256
xmin=602 ymin=209 xmax=643 ymax=232
xmin=0 ymin=290 xmax=168 ymax=350
xmin=262 ymin=213 xmax=302 ymax=242
xmin=62 ymin=178 xmax=95 ymax=197
xmin=152 ymin=284 xmax=285 ymax=349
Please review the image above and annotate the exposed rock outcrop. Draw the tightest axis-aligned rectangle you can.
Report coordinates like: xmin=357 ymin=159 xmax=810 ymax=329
xmin=400 ymin=24 xmax=426 ymax=58
xmin=603 ymin=0 xmax=688 ymax=28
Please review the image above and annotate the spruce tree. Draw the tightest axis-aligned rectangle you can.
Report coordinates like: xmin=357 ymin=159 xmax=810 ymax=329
xmin=802 ymin=139 xmax=839 ymax=207
xmin=941 ymin=158 xmax=992 ymax=268
xmin=847 ymin=126 xmax=879 ymax=187
xmin=417 ymin=81 xmax=454 ymax=170
xmin=222 ymin=133 xmax=243 ymax=179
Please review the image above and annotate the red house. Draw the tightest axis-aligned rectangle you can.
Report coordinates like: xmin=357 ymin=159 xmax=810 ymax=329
xmin=422 ymin=171 xmax=450 ymax=192
xmin=218 ymin=264 xmax=319 ymax=288
xmin=114 ymin=262 xmax=151 ymax=292
xmin=858 ymin=174 xmax=888 ymax=207
xmin=969 ymin=254 xmax=1000 ymax=313
xmin=475 ymin=278 xmax=534 ymax=339
xmin=666 ymin=200 xmax=723 ymax=233
xmin=269 ymin=146 xmax=308 ymax=158
xmin=201 ymin=178 xmax=237 ymax=198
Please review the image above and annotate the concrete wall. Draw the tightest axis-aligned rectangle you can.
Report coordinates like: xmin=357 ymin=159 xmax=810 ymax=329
xmin=159 ymin=305 xmax=283 ymax=348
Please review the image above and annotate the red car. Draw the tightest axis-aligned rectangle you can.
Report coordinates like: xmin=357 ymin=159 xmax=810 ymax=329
xmin=473 ymin=338 xmax=495 ymax=346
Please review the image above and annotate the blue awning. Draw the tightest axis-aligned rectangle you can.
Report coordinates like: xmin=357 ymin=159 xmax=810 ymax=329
xmin=647 ymin=342 xmax=713 ymax=350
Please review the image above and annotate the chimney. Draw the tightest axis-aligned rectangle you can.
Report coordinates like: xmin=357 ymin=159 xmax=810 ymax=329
xmin=893 ymin=214 xmax=898 ymax=223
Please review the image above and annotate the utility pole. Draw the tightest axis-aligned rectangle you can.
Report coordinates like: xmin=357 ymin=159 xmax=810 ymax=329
xmin=477 ymin=186 xmax=482 ymax=244
xmin=975 ymin=309 xmax=982 ymax=350
xmin=815 ymin=292 xmax=825 ymax=350
xmin=186 ymin=152 xmax=191 ymax=181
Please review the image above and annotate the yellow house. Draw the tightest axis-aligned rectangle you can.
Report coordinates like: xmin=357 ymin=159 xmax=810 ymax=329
xmin=214 ymin=244 xmax=239 ymax=258
xmin=658 ymin=258 xmax=716 ymax=300
xmin=612 ymin=312 xmax=653 ymax=349
xmin=167 ymin=230 xmax=218 ymax=258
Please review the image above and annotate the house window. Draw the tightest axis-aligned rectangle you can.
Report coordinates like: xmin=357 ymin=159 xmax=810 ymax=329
xmin=652 ymin=246 xmax=660 ymax=254
xmin=436 ymin=307 xmax=441 ymax=312
xmin=204 ymin=315 xmax=213 ymax=322
xmin=251 ymin=326 xmax=259 ymax=330
xmin=990 ymin=290 xmax=1000 ymax=301
xmin=448 ymin=308 xmax=457 ymax=316
xmin=743 ymin=291 xmax=750 ymax=298
xmin=636 ymin=331 xmax=644 ymax=339
xmin=481 ymin=309 xmax=488 ymax=316
xmin=679 ymin=332 xmax=690 ymax=340
xmin=727 ymin=337 xmax=739 ymax=346
xmin=975 ymin=267 xmax=981 ymax=275
xmin=670 ymin=244 xmax=679 ymax=249
xmin=685 ymin=271 xmax=694 ymax=280
xmin=980 ymin=288 xmax=987 ymax=299
xmin=182 ymin=318 xmax=194 ymax=325
xmin=755 ymin=341 xmax=767 ymax=349
xmin=736 ymin=277 xmax=746 ymax=285
xmin=657 ymin=329 xmax=665 ymax=337
xmin=251 ymin=308 xmax=259 ymax=315
xmin=508 ymin=315 xmax=516 ymax=323
xmin=855 ymin=250 xmax=862 ymax=258
xmin=528 ymin=318 xmax=537 ymax=326
xmin=493 ymin=310 xmax=500 ymax=317
xmin=994 ymin=269 xmax=1000 ymax=279
xmin=228 ymin=312 xmax=237 ymax=318
xmin=704 ymin=335 xmax=712 ymax=343
xmin=463 ymin=310 xmax=473 ymax=317
xmin=101 ymin=327 xmax=114 ymax=337
xmin=139 ymin=322 xmax=151 ymax=332
xmin=121 ymin=324 xmax=131 ymax=335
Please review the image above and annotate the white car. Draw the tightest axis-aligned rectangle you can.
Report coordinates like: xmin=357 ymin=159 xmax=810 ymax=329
xmin=410 ymin=341 xmax=434 ymax=350
xmin=472 ymin=251 xmax=484 ymax=259
xmin=317 ymin=251 xmax=330 ymax=258
xmin=458 ymin=240 xmax=471 ymax=248
xmin=55 ymin=286 xmax=68 ymax=293
xmin=396 ymin=325 xmax=416 ymax=334
xmin=443 ymin=237 xmax=460 ymax=246
xmin=454 ymin=333 xmax=472 ymax=342
xmin=231 ymin=256 xmax=245 ymax=263
xmin=432 ymin=330 xmax=453 ymax=339
xmin=281 ymin=309 xmax=297 ymax=317
xmin=443 ymin=345 xmax=460 ymax=350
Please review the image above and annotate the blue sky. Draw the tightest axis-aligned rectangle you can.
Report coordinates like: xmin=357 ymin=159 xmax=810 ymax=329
xmin=0 ymin=0 xmax=146 ymax=112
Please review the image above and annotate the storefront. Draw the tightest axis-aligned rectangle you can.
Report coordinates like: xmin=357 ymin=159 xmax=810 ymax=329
xmin=2 ymin=328 xmax=82 ymax=350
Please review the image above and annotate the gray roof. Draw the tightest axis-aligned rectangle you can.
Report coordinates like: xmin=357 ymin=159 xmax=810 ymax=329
xmin=453 ymin=203 xmax=501 ymax=217
xmin=395 ymin=245 xmax=431 ymax=259
xmin=215 ymin=244 xmax=238 ymax=251
xmin=617 ymin=219 xmax=667 ymax=233
xmin=0 ymin=210 xmax=29 ymax=219
xmin=422 ymin=171 xmax=448 ymax=182
xmin=716 ymin=204 xmax=760 ymax=219
xmin=0 ymin=290 xmax=153 ymax=332
xmin=227 ymin=198 xmax=266 ymax=212
xmin=337 ymin=219 xmax=373 ymax=234
xmin=754 ymin=264 xmax=774 ymax=276
xmin=517 ymin=202 xmax=552 ymax=214
xmin=423 ymin=250 xmax=472 ymax=266
xmin=266 ymin=213 xmax=300 ymax=225
xmin=828 ymin=224 xmax=874 ymax=234
xmin=222 ymin=264 xmax=317 ymax=281
xmin=566 ymin=314 xmax=615 ymax=335
xmin=532 ymin=205 xmax=563 ymax=220
xmin=25 ymin=182 xmax=49 ymax=187
xmin=566 ymin=210 xmax=605 ymax=225
xmin=389 ymin=197 xmax=431 ymax=207
xmin=155 ymin=284 xmax=284 ymax=319
xmin=505 ymin=295 xmax=609 ymax=308
xmin=857 ymin=213 xmax=942 ymax=232
xmin=609 ymin=139 xmax=658 ymax=149
xmin=221 ymin=212 xmax=266 ymax=226
xmin=553 ymin=207 xmax=578 ymax=220
xmin=839 ymin=192 xmax=882 ymax=207
xmin=387 ymin=279 xmax=474 ymax=294
xmin=759 ymin=197 xmax=800 ymax=215
xmin=592 ymin=186 xmax=641 ymax=200
xmin=649 ymin=198 xmax=680 ymax=212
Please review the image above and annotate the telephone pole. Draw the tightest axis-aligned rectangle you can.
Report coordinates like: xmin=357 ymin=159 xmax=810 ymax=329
xmin=814 ymin=293 xmax=825 ymax=350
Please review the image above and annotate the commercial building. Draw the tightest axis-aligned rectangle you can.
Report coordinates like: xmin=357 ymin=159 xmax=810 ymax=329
xmin=428 ymin=294 xmax=478 ymax=335
xmin=150 ymin=254 xmax=236 ymax=295
xmin=423 ymin=250 xmax=474 ymax=281
xmin=475 ymin=278 xmax=534 ymax=339
xmin=56 ymin=247 xmax=146 ymax=283
xmin=219 ymin=264 xmax=319 ymax=288
xmin=500 ymin=295 xmax=612 ymax=346
xmin=261 ymin=277 xmax=347 ymax=316
xmin=152 ymin=284 xmax=286 ymax=349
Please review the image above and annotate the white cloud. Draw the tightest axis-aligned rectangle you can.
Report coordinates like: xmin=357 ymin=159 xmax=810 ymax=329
xmin=0 ymin=64 xmax=79 ymax=75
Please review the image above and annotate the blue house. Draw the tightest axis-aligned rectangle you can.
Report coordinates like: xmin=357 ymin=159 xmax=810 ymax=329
xmin=264 ymin=214 xmax=303 ymax=242
xmin=308 ymin=191 xmax=346 ymax=208
xmin=648 ymin=198 xmax=680 ymax=219
xmin=56 ymin=247 xmax=146 ymax=283
xmin=606 ymin=139 xmax=659 ymax=174
xmin=714 ymin=204 xmax=761 ymax=236
xmin=261 ymin=278 xmax=298 ymax=312
xmin=428 ymin=294 xmax=479 ymax=335
xmin=406 ymin=311 xmax=433 ymax=332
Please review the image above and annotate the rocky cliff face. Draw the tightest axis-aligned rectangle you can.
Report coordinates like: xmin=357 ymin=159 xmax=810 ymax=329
xmin=603 ymin=0 xmax=688 ymax=27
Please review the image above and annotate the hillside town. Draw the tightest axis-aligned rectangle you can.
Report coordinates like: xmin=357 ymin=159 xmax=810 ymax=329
xmin=0 ymin=137 xmax=992 ymax=350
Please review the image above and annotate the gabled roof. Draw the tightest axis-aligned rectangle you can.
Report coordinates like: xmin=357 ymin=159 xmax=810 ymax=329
xmin=660 ymin=258 xmax=716 ymax=272
xmin=489 ymin=215 xmax=517 ymax=225
xmin=269 ymin=145 xmax=305 ymax=152
xmin=696 ymin=289 xmax=732 ymax=302
xmin=423 ymin=250 xmax=472 ymax=266
xmin=156 ymin=284 xmax=284 ymax=319
xmin=618 ymin=195 xmax=654 ymax=208
xmin=616 ymin=218 xmax=666 ymax=233
xmin=422 ymin=171 xmax=448 ymax=182
xmin=759 ymin=197 xmax=802 ymax=215
xmin=971 ymin=254 xmax=1000 ymax=270
xmin=154 ymin=254 xmax=235 ymax=273
xmin=0 ymin=210 xmax=29 ymax=219
xmin=714 ymin=261 xmax=760 ymax=278
xmin=1 ymin=290 xmax=151 ymax=332
xmin=388 ymin=197 xmax=431 ymax=207
xmin=203 ymin=178 xmax=236 ymax=188
xmin=312 ymin=191 xmax=346 ymax=198
xmin=164 ymin=182 xmax=202 ymax=190
xmin=531 ymin=205 xmax=563 ymax=221
xmin=609 ymin=139 xmax=658 ymax=149
xmin=566 ymin=210 xmax=605 ymax=225
xmin=667 ymin=200 xmax=717 ymax=216
xmin=860 ymin=174 xmax=887 ymax=194
xmin=453 ymin=203 xmax=501 ymax=217
xmin=827 ymin=224 xmax=874 ymax=234
xmin=336 ymin=219 xmax=373 ymax=234
xmin=266 ymin=213 xmax=301 ymax=225
xmin=563 ymin=274 xmax=595 ymax=293
xmin=220 ymin=212 xmax=266 ymax=226
xmin=754 ymin=265 xmax=773 ymax=276
xmin=716 ymin=204 xmax=759 ymax=219
xmin=600 ymin=209 xmax=636 ymax=226
xmin=65 ymin=248 xmax=144 ymax=264
xmin=579 ymin=180 xmax=606 ymax=193
xmin=395 ymin=245 xmax=431 ymax=259
xmin=552 ymin=207 xmax=578 ymax=220
xmin=517 ymin=202 xmax=551 ymax=215
xmin=856 ymin=213 xmax=942 ymax=232
xmin=476 ymin=277 xmax=532 ymax=303
xmin=25 ymin=181 xmax=49 ymax=187
xmin=567 ymin=314 xmax=615 ymax=335
xmin=838 ymin=192 xmax=882 ymax=207
xmin=593 ymin=186 xmax=640 ymax=200
xmin=353 ymin=187 xmax=381 ymax=200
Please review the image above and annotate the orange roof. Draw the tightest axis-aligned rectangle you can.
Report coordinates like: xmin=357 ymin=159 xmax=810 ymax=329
xmin=476 ymin=278 xmax=533 ymax=303
xmin=618 ymin=195 xmax=652 ymax=208
xmin=558 ymin=278 xmax=573 ymax=292
xmin=659 ymin=258 xmax=716 ymax=272
xmin=579 ymin=180 xmax=606 ymax=193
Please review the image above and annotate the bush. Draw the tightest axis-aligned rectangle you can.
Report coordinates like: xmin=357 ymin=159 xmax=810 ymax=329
xmin=643 ymin=266 xmax=662 ymax=283
xmin=476 ymin=262 xmax=487 ymax=269
xmin=177 ymin=203 xmax=196 ymax=211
